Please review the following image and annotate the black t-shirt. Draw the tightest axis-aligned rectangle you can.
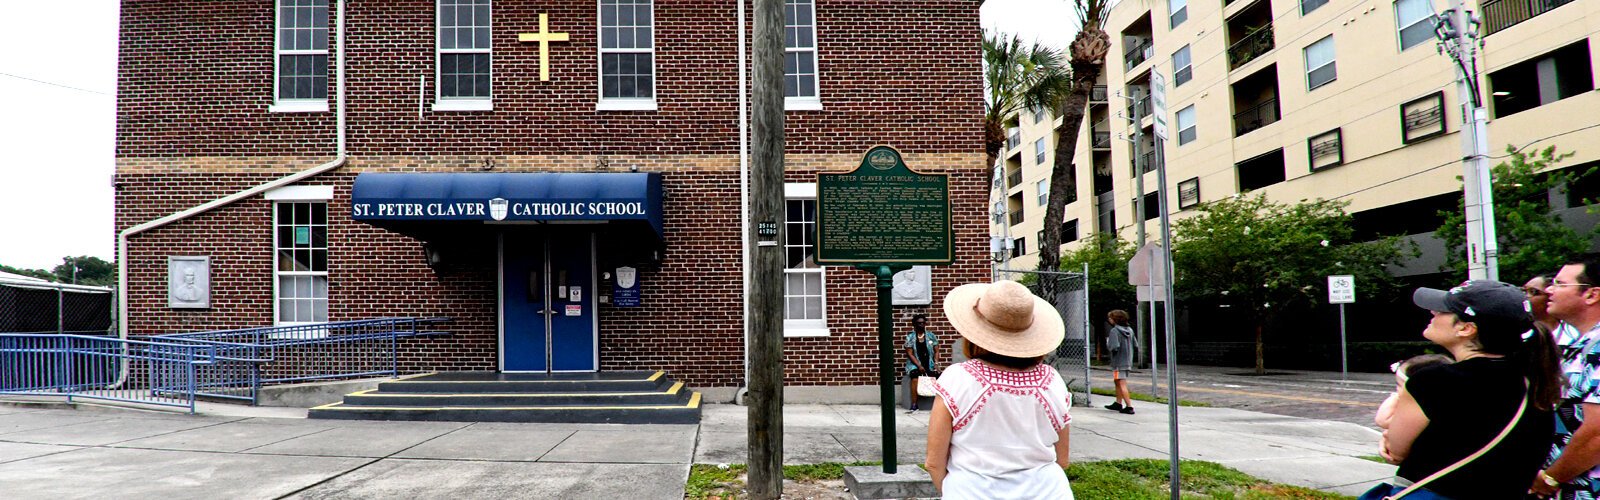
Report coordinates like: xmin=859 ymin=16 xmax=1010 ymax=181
xmin=1398 ymin=357 xmax=1553 ymax=498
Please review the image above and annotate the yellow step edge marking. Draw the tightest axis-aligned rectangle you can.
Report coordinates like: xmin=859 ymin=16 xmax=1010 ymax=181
xmin=394 ymin=372 xmax=436 ymax=381
xmin=348 ymin=389 xmax=376 ymax=396
xmin=310 ymin=402 xmax=343 ymax=410
xmin=647 ymin=371 xmax=664 ymax=382
xmin=315 ymin=402 xmax=699 ymax=411
xmin=687 ymin=392 xmax=701 ymax=409
xmin=346 ymin=382 xmax=684 ymax=399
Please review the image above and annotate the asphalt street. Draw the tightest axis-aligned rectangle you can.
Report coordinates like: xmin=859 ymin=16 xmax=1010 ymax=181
xmin=1093 ymin=364 xmax=1395 ymax=429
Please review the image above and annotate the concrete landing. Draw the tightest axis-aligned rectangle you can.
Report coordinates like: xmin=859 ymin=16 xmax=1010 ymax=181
xmin=843 ymin=465 xmax=938 ymax=499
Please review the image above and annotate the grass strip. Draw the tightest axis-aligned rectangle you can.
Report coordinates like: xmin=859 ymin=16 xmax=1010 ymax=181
xmin=1091 ymin=387 xmax=1213 ymax=407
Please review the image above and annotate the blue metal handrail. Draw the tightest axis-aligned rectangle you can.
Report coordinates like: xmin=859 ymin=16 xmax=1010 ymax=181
xmin=0 ymin=334 xmax=225 ymax=412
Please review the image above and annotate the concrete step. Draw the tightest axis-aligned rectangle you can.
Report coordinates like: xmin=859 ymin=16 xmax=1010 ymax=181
xmin=339 ymin=381 xmax=691 ymax=407
xmin=377 ymin=371 xmax=668 ymax=394
xmin=308 ymin=392 xmax=702 ymax=424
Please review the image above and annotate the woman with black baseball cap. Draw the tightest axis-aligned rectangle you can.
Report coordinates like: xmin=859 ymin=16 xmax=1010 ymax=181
xmin=1369 ymin=280 xmax=1560 ymax=499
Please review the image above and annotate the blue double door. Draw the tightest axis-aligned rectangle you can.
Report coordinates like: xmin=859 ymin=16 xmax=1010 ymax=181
xmin=502 ymin=231 xmax=597 ymax=372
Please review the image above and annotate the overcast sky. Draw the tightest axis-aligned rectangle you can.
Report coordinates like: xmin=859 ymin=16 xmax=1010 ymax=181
xmin=0 ymin=1 xmax=1072 ymax=272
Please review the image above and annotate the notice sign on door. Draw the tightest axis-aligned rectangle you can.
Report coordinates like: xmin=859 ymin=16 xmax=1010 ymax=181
xmin=1328 ymin=275 xmax=1355 ymax=304
xmin=565 ymin=304 xmax=582 ymax=316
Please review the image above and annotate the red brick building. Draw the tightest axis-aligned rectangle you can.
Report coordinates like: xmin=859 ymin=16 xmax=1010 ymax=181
xmin=115 ymin=0 xmax=987 ymax=389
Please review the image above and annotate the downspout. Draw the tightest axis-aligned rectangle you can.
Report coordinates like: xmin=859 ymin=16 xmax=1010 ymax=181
xmin=738 ymin=0 xmax=753 ymax=402
xmin=115 ymin=0 xmax=349 ymax=383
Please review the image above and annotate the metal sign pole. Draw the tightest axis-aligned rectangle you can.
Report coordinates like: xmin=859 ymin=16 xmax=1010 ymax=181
xmin=868 ymin=264 xmax=908 ymax=474
xmin=1339 ymin=303 xmax=1348 ymax=382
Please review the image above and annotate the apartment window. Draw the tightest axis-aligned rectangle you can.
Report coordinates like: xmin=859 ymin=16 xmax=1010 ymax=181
xmin=1302 ymin=0 xmax=1329 ymax=15
xmin=1401 ymin=92 xmax=1446 ymax=143
xmin=784 ymin=0 xmax=820 ymax=108
xmin=1169 ymin=0 xmax=1188 ymax=28
xmin=1012 ymin=237 xmax=1027 ymax=258
xmin=1034 ymin=106 xmax=1048 ymax=123
xmin=1173 ymin=45 xmax=1192 ymax=87
xmin=784 ymin=190 xmax=826 ymax=335
xmin=1142 ymin=191 xmax=1160 ymax=221
xmin=436 ymin=0 xmax=492 ymax=110
xmin=1178 ymin=177 xmax=1200 ymax=209
xmin=1488 ymin=41 xmax=1595 ymax=118
xmin=1060 ymin=219 xmax=1079 ymax=242
xmin=1237 ymin=149 xmax=1287 ymax=191
xmin=1036 ymin=179 xmax=1049 ymax=206
xmin=1176 ymin=105 xmax=1197 ymax=145
xmin=599 ymin=0 xmax=655 ymax=109
xmin=1305 ymin=35 xmax=1337 ymax=90
xmin=274 ymin=0 xmax=329 ymax=112
xmin=1034 ymin=138 xmax=1047 ymax=164
xmin=1395 ymin=0 xmax=1435 ymax=51
xmin=275 ymin=202 xmax=328 ymax=324
xmin=1308 ymin=128 xmax=1344 ymax=171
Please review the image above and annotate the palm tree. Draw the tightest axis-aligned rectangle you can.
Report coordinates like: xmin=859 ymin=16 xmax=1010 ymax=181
xmin=983 ymin=32 xmax=1073 ymax=171
xmin=1038 ymin=0 xmax=1113 ymax=273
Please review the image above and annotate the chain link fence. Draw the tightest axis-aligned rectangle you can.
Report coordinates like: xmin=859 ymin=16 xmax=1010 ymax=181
xmin=995 ymin=267 xmax=1092 ymax=406
xmin=0 ymin=276 xmax=115 ymax=335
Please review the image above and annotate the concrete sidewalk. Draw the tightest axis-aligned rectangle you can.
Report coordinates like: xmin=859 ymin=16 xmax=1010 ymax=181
xmin=0 ymin=399 xmax=1393 ymax=498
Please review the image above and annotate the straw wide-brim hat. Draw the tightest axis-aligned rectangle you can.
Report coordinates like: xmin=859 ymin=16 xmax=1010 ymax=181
xmin=943 ymin=280 xmax=1065 ymax=358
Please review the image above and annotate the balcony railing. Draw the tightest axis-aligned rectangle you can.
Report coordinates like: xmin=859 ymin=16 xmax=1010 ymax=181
xmin=1233 ymin=97 xmax=1281 ymax=136
xmin=1007 ymin=129 xmax=1021 ymax=150
xmin=1227 ymin=25 xmax=1275 ymax=70
xmin=1092 ymin=131 xmax=1111 ymax=149
xmin=1090 ymin=85 xmax=1109 ymax=103
xmin=1141 ymin=151 xmax=1160 ymax=173
xmin=1483 ymin=0 xmax=1575 ymax=35
xmin=1126 ymin=96 xmax=1152 ymax=120
xmin=1006 ymin=169 xmax=1023 ymax=188
xmin=1009 ymin=209 xmax=1025 ymax=225
xmin=1124 ymin=39 xmax=1154 ymax=71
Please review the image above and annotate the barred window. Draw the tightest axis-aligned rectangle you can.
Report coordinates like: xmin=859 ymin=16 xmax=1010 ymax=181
xmin=600 ymin=0 xmax=655 ymax=106
xmin=275 ymin=0 xmax=328 ymax=106
xmin=438 ymin=0 xmax=492 ymax=103
xmin=275 ymin=202 xmax=328 ymax=324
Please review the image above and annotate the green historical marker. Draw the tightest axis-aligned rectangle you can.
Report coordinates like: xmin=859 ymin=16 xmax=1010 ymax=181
xmin=816 ymin=146 xmax=954 ymax=474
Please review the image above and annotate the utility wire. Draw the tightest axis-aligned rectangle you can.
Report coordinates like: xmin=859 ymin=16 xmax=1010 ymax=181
xmin=0 ymin=71 xmax=110 ymax=95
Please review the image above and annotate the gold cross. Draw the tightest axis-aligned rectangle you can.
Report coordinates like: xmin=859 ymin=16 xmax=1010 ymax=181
xmin=518 ymin=13 xmax=569 ymax=82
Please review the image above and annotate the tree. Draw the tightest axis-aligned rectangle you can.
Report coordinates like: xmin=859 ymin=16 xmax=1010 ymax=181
xmin=1436 ymin=146 xmax=1598 ymax=282
xmin=52 ymin=256 xmax=117 ymax=287
xmin=1058 ymin=233 xmax=1136 ymax=325
xmin=0 ymin=264 xmax=55 ymax=282
xmin=982 ymin=32 xmax=1073 ymax=170
xmin=1038 ymin=0 xmax=1112 ymax=274
xmin=1173 ymin=194 xmax=1411 ymax=374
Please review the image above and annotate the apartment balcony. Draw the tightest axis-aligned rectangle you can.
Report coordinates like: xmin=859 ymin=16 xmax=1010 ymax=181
xmin=1233 ymin=97 xmax=1281 ymax=136
xmin=1483 ymin=0 xmax=1577 ymax=35
xmin=1007 ymin=128 xmax=1021 ymax=150
xmin=1092 ymin=131 xmax=1111 ymax=150
xmin=1125 ymin=95 xmax=1152 ymax=120
xmin=1090 ymin=85 xmax=1109 ymax=104
xmin=1006 ymin=169 xmax=1024 ymax=188
xmin=1124 ymin=39 xmax=1154 ymax=71
xmin=1228 ymin=26 xmax=1274 ymax=70
xmin=1009 ymin=209 xmax=1025 ymax=225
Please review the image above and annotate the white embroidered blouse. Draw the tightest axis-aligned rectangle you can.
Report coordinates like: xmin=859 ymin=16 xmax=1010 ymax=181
xmin=932 ymin=359 xmax=1074 ymax=499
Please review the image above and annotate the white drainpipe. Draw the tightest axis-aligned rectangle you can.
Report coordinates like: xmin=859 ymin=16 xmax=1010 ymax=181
xmin=737 ymin=0 xmax=753 ymax=401
xmin=116 ymin=0 xmax=349 ymax=383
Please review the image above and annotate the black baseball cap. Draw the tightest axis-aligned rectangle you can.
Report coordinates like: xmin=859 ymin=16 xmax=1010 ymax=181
xmin=1412 ymin=280 xmax=1533 ymax=324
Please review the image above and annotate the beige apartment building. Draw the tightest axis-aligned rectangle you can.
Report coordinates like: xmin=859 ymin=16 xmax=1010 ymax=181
xmin=993 ymin=0 xmax=1600 ymax=274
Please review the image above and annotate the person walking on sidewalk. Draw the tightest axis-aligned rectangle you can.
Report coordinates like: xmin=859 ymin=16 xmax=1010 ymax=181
xmin=905 ymin=313 xmax=940 ymax=413
xmin=1104 ymin=309 xmax=1136 ymax=414
xmin=926 ymin=280 xmax=1073 ymax=499
xmin=1377 ymin=280 xmax=1558 ymax=499
xmin=1531 ymin=257 xmax=1600 ymax=499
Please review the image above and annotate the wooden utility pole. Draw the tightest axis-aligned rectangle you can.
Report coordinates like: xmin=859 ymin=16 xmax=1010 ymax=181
xmin=747 ymin=0 xmax=786 ymax=496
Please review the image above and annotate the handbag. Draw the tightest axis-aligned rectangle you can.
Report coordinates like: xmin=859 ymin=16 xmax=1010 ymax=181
xmin=1358 ymin=380 xmax=1529 ymax=500
xmin=916 ymin=376 xmax=937 ymax=397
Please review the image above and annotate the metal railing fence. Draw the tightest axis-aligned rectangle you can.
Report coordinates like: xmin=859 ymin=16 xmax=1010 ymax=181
xmin=1227 ymin=26 xmax=1275 ymax=69
xmin=1233 ymin=98 xmax=1281 ymax=136
xmin=0 ymin=334 xmax=232 ymax=412
xmin=1483 ymin=0 xmax=1575 ymax=34
xmin=995 ymin=268 xmax=1092 ymax=405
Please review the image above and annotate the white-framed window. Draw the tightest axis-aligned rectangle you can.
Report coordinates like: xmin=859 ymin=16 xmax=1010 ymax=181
xmin=436 ymin=0 xmax=493 ymax=111
xmin=1033 ymin=106 xmax=1047 ymax=123
xmin=274 ymin=201 xmax=329 ymax=325
xmin=272 ymin=0 xmax=329 ymax=113
xmin=1011 ymin=237 xmax=1027 ymax=257
xmin=1302 ymin=0 xmax=1330 ymax=15
xmin=1034 ymin=138 xmax=1047 ymax=164
xmin=1395 ymin=0 xmax=1435 ymax=51
xmin=1036 ymin=179 xmax=1049 ymax=206
xmin=784 ymin=0 xmax=821 ymax=110
xmin=1173 ymin=45 xmax=1192 ymax=86
xmin=1169 ymin=0 xmax=1188 ymax=28
xmin=783 ymin=183 xmax=827 ymax=336
xmin=1177 ymin=105 xmax=1197 ymax=145
xmin=598 ymin=0 xmax=656 ymax=110
xmin=1305 ymin=35 xmax=1337 ymax=90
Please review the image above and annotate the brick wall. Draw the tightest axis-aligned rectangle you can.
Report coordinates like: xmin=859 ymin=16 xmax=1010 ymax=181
xmin=115 ymin=0 xmax=988 ymax=387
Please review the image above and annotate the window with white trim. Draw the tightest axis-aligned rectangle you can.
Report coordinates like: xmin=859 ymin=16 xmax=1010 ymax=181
xmin=1177 ymin=105 xmax=1197 ymax=145
xmin=1395 ymin=0 xmax=1434 ymax=51
xmin=599 ymin=0 xmax=655 ymax=108
xmin=784 ymin=0 xmax=820 ymax=108
xmin=1173 ymin=45 xmax=1192 ymax=86
xmin=275 ymin=202 xmax=328 ymax=325
xmin=1036 ymin=179 xmax=1049 ymax=206
xmin=1033 ymin=106 xmax=1047 ymax=123
xmin=1305 ymin=35 xmax=1337 ymax=90
xmin=437 ymin=0 xmax=492 ymax=108
xmin=784 ymin=185 xmax=826 ymax=335
xmin=1169 ymin=0 xmax=1188 ymax=28
xmin=1034 ymin=138 xmax=1046 ymax=164
xmin=274 ymin=0 xmax=329 ymax=111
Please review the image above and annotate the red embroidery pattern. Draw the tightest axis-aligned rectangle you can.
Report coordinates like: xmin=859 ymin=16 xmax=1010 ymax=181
xmin=949 ymin=361 xmax=1066 ymax=432
xmin=932 ymin=380 xmax=958 ymax=420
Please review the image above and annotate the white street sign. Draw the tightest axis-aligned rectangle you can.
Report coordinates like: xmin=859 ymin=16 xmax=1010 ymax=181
xmin=1150 ymin=70 xmax=1168 ymax=141
xmin=1328 ymin=275 xmax=1355 ymax=304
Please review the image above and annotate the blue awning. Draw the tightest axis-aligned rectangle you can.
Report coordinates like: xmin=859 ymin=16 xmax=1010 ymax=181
xmin=350 ymin=172 xmax=664 ymax=238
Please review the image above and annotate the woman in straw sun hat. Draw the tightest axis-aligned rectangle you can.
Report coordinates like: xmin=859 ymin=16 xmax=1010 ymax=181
xmin=925 ymin=280 xmax=1074 ymax=499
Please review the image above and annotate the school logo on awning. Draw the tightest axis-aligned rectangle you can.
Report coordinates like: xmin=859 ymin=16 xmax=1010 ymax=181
xmin=489 ymin=198 xmax=508 ymax=221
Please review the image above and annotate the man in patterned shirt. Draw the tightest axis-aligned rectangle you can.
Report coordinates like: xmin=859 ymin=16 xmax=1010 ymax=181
xmin=1533 ymin=257 xmax=1600 ymax=499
